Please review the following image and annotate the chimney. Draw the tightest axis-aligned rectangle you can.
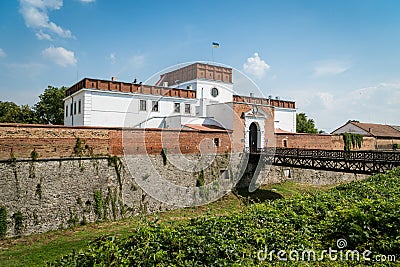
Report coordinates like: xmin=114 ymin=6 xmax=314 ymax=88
xmin=250 ymin=93 xmax=254 ymax=98
xmin=111 ymin=76 xmax=118 ymax=81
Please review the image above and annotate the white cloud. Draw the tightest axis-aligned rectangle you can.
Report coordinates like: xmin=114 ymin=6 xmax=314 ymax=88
xmin=243 ymin=52 xmax=271 ymax=79
xmin=36 ymin=30 xmax=52 ymax=40
xmin=79 ymin=0 xmax=95 ymax=2
xmin=313 ymin=60 xmax=351 ymax=77
xmin=109 ymin=52 xmax=116 ymax=64
xmin=41 ymin=46 xmax=77 ymax=67
xmin=19 ymin=0 xmax=73 ymax=40
xmin=285 ymin=82 xmax=400 ymax=132
xmin=0 ymin=48 xmax=6 ymax=58
xmin=316 ymin=92 xmax=334 ymax=109
xmin=131 ymin=54 xmax=145 ymax=67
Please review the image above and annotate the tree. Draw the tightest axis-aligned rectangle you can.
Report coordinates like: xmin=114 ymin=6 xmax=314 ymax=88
xmin=0 ymin=102 xmax=38 ymax=124
xmin=296 ymin=113 xmax=319 ymax=133
xmin=34 ymin=86 xmax=67 ymax=125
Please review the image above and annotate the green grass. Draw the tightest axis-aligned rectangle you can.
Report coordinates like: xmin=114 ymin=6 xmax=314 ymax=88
xmin=45 ymin=169 xmax=400 ymax=266
xmin=0 ymin=182 xmax=334 ymax=266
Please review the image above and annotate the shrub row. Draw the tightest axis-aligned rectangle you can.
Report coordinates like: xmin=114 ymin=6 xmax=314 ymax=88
xmin=49 ymin=168 xmax=400 ymax=266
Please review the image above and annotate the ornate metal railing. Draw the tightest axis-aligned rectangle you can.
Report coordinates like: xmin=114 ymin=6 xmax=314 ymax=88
xmin=245 ymin=147 xmax=400 ymax=174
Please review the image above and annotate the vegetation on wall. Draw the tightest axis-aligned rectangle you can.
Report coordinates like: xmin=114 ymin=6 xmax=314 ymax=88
xmin=12 ymin=211 xmax=24 ymax=236
xmin=342 ymin=132 xmax=363 ymax=151
xmin=108 ymin=156 xmax=123 ymax=192
xmin=73 ymin=138 xmax=84 ymax=157
xmin=0 ymin=206 xmax=7 ymax=239
xmin=393 ymin=143 xmax=399 ymax=150
xmin=30 ymin=149 xmax=38 ymax=161
xmin=196 ymin=170 xmax=205 ymax=187
xmin=161 ymin=148 xmax=168 ymax=166
xmin=93 ymin=190 xmax=103 ymax=221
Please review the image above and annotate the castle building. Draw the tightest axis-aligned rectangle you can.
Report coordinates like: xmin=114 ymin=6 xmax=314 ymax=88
xmin=64 ymin=63 xmax=296 ymax=152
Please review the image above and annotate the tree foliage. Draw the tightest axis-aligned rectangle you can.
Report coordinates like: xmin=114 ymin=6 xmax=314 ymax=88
xmin=0 ymin=102 xmax=37 ymax=124
xmin=0 ymin=86 xmax=66 ymax=125
xmin=296 ymin=112 xmax=318 ymax=133
xmin=34 ymin=86 xmax=67 ymax=125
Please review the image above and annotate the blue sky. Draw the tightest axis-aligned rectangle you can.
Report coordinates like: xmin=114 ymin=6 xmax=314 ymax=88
xmin=0 ymin=0 xmax=399 ymax=131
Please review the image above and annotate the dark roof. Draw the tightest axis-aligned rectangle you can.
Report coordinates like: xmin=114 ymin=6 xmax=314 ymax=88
xmin=390 ymin=125 xmax=400 ymax=132
xmin=352 ymin=122 xmax=400 ymax=138
xmin=183 ymin=124 xmax=229 ymax=132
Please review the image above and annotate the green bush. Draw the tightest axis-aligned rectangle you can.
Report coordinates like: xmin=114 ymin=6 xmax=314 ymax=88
xmin=49 ymin=168 xmax=400 ymax=266
xmin=0 ymin=206 xmax=7 ymax=239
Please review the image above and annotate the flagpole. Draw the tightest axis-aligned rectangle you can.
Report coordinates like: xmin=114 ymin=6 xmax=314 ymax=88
xmin=211 ymin=42 xmax=219 ymax=63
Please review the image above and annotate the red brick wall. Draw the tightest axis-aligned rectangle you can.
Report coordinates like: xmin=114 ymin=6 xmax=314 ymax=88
xmin=0 ymin=123 xmax=231 ymax=160
xmin=231 ymin=103 xmax=276 ymax=152
xmin=276 ymin=133 xmax=376 ymax=150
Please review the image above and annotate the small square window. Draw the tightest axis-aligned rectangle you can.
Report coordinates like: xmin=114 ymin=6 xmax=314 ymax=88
xmin=174 ymin=103 xmax=180 ymax=113
xmin=152 ymin=101 xmax=159 ymax=112
xmin=185 ymin=103 xmax=191 ymax=114
xmin=140 ymin=100 xmax=147 ymax=111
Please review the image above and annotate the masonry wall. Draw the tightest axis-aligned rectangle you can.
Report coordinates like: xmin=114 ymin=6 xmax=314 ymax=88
xmin=276 ymin=133 xmax=376 ymax=150
xmin=0 ymin=124 xmax=231 ymax=161
xmin=231 ymin=104 xmax=276 ymax=152
xmin=0 ymin=153 xmax=239 ymax=237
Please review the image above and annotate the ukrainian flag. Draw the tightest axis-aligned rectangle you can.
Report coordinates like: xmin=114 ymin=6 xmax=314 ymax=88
xmin=212 ymin=42 xmax=220 ymax=48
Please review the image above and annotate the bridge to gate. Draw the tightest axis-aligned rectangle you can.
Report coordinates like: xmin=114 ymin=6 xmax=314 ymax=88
xmin=250 ymin=148 xmax=400 ymax=175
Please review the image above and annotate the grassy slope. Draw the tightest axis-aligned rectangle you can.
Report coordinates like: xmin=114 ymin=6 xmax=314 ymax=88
xmin=0 ymin=182 xmax=329 ymax=267
xmin=45 ymin=169 xmax=400 ymax=266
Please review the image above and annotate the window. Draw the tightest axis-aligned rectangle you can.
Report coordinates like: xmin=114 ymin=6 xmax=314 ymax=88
xmin=70 ymin=103 xmax=73 ymax=116
xmin=174 ymin=103 xmax=180 ymax=113
xmin=214 ymin=138 xmax=220 ymax=147
xmin=65 ymin=105 xmax=68 ymax=117
xmin=283 ymin=139 xmax=288 ymax=148
xmin=211 ymin=87 xmax=219 ymax=97
xmin=139 ymin=100 xmax=147 ymax=111
xmin=78 ymin=100 xmax=81 ymax=114
xmin=74 ymin=102 xmax=77 ymax=115
xmin=152 ymin=101 xmax=159 ymax=112
xmin=185 ymin=103 xmax=191 ymax=114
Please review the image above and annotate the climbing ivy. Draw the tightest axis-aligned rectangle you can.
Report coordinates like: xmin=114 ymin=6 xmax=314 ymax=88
xmin=161 ymin=148 xmax=168 ymax=166
xmin=93 ymin=190 xmax=103 ymax=221
xmin=74 ymin=138 xmax=84 ymax=157
xmin=0 ymin=206 xmax=7 ymax=239
xmin=196 ymin=170 xmax=205 ymax=187
xmin=30 ymin=149 xmax=38 ymax=161
xmin=35 ymin=183 xmax=42 ymax=200
xmin=12 ymin=211 xmax=24 ymax=236
xmin=342 ymin=132 xmax=363 ymax=152
xmin=108 ymin=156 xmax=123 ymax=192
